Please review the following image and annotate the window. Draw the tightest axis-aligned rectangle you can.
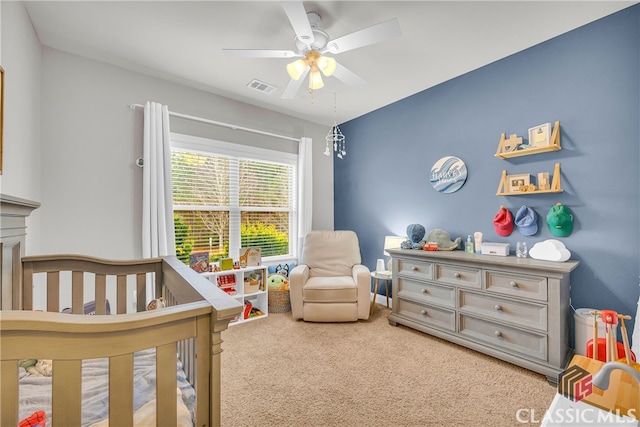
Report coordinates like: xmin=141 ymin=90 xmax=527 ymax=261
xmin=170 ymin=133 xmax=297 ymax=265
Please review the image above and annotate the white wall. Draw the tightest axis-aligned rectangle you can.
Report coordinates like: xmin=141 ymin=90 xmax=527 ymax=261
xmin=2 ymin=3 xmax=334 ymax=259
xmin=0 ymin=2 xmax=43 ymax=253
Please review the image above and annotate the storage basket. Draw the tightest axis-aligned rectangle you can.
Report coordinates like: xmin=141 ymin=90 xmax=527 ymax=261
xmin=243 ymin=279 xmax=260 ymax=294
xmin=268 ymin=288 xmax=291 ymax=313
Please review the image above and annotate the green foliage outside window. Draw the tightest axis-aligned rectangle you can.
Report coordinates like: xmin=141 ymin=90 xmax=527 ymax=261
xmin=174 ymin=215 xmax=193 ymax=264
xmin=241 ymin=222 xmax=288 ymax=257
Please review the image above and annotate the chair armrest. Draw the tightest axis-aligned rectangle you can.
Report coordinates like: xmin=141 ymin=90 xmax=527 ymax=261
xmin=352 ymin=264 xmax=370 ymax=284
xmin=353 ymin=264 xmax=372 ymax=319
xmin=289 ymin=264 xmax=309 ymax=319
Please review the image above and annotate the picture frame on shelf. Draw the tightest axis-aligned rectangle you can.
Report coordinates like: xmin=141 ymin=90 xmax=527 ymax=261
xmin=507 ymin=173 xmax=530 ymax=193
xmin=538 ymin=172 xmax=550 ymax=191
xmin=528 ymin=123 xmax=551 ymax=148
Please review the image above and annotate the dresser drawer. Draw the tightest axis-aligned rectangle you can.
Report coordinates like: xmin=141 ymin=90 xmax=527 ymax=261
xmin=459 ymin=290 xmax=547 ymax=332
xmin=397 ymin=298 xmax=455 ymax=332
xmin=434 ymin=263 xmax=481 ymax=289
xmin=485 ymin=270 xmax=547 ymax=301
xmin=398 ymin=278 xmax=455 ymax=308
xmin=397 ymin=258 xmax=433 ymax=281
xmin=459 ymin=314 xmax=547 ymax=361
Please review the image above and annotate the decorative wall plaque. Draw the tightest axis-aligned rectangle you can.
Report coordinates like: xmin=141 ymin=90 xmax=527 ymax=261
xmin=430 ymin=156 xmax=467 ymax=194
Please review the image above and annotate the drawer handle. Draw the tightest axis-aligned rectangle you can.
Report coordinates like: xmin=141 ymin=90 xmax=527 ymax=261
xmin=412 ymin=266 xmax=418 ymax=271
xmin=510 ymin=281 xmax=519 ymax=288
xmin=454 ymin=272 xmax=461 ymax=279
xmin=421 ymin=288 xmax=428 ymax=294
xmin=494 ymin=331 xmax=502 ymax=338
xmin=494 ymin=305 xmax=502 ymax=311
xmin=420 ymin=309 xmax=427 ymax=315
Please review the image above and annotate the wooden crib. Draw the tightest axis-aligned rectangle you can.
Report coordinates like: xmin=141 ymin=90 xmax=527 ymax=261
xmin=0 ymin=254 xmax=243 ymax=427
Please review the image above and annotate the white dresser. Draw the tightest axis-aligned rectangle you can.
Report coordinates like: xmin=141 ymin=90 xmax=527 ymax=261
xmin=387 ymin=248 xmax=579 ymax=384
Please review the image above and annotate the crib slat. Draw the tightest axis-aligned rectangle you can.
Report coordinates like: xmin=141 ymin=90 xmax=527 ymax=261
xmin=23 ymin=264 xmax=33 ymax=310
xmin=95 ymin=273 xmax=107 ymax=314
xmin=157 ymin=343 xmax=177 ymax=426
xmin=11 ymin=243 xmax=22 ymax=309
xmin=109 ymin=353 xmax=134 ymax=426
xmin=47 ymin=271 xmax=60 ymax=312
xmin=52 ymin=359 xmax=82 ymax=427
xmin=72 ymin=271 xmax=83 ymax=314
xmin=136 ymin=273 xmax=146 ymax=312
xmin=0 ymin=361 xmax=18 ymax=426
xmin=155 ymin=263 xmax=163 ymax=301
xmin=117 ymin=275 xmax=127 ymax=314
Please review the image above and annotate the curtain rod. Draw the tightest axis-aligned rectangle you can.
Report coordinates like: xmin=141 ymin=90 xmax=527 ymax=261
xmin=129 ymin=103 xmax=300 ymax=142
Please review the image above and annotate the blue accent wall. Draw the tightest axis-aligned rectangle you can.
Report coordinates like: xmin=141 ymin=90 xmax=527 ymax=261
xmin=335 ymin=6 xmax=640 ymax=340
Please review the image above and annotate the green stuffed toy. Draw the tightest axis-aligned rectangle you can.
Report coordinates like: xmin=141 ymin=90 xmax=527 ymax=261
xmin=268 ymin=273 xmax=289 ymax=291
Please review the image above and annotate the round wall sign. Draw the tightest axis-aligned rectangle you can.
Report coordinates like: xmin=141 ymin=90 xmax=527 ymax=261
xmin=430 ymin=156 xmax=468 ymax=193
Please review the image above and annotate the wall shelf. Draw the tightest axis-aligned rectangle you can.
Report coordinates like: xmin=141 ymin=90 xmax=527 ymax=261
xmin=496 ymin=163 xmax=562 ymax=196
xmin=495 ymin=121 xmax=561 ymax=159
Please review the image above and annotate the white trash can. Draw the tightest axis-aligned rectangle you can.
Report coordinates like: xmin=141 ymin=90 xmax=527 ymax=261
xmin=573 ymin=308 xmax=610 ymax=356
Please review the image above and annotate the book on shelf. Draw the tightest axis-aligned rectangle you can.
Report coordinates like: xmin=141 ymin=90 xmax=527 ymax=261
xmin=239 ymin=247 xmax=261 ymax=267
xmin=189 ymin=252 xmax=209 ymax=273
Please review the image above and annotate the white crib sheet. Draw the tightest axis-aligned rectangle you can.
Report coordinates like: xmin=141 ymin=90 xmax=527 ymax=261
xmin=18 ymin=348 xmax=195 ymax=427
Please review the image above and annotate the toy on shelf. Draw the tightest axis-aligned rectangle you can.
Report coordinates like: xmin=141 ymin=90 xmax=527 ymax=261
xmin=586 ymin=310 xmax=638 ymax=369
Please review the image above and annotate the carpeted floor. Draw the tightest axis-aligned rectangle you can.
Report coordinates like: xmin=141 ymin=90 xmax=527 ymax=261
xmin=220 ymin=306 xmax=557 ymax=427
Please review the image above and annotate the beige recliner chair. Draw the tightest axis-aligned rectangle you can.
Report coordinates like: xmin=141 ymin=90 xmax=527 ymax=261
xmin=290 ymin=230 xmax=371 ymax=322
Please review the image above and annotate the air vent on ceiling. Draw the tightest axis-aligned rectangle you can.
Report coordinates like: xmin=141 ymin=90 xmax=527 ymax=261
xmin=247 ymin=79 xmax=277 ymax=95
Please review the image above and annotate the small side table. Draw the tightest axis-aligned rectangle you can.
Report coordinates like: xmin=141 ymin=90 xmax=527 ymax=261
xmin=370 ymin=270 xmax=391 ymax=315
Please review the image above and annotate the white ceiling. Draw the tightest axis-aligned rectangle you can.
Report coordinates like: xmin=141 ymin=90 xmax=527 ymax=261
xmin=24 ymin=1 xmax=636 ymax=126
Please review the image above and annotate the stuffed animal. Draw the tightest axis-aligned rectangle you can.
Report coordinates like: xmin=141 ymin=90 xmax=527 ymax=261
xmin=275 ymin=263 xmax=290 ymax=277
xmin=426 ymin=229 xmax=462 ymax=251
xmin=403 ymin=223 xmax=426 ymax=249
xmin=146 ymin=297 xmax=165 ymax=310
xmin=267 ymin=273 xmax=289 ymax=291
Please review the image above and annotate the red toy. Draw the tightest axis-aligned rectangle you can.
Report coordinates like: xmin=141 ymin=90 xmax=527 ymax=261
xmin=586 ymin=309 xmax=636 ymax=364
xmin=19 ymin=411 xmax=46 ymax=427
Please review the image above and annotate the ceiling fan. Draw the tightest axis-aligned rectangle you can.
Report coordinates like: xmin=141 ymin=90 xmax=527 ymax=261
xmin=222 ymin=1 xmax=401 ymax=99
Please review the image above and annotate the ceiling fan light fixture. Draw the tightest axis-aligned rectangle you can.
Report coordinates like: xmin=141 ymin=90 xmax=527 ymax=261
xmin=317 ymin=56 xmax=337 ymax=77
xmin=309 ymin=69 xmax=324 ymax=90
xmin=287 ymin=59 xmax=307 ymax=80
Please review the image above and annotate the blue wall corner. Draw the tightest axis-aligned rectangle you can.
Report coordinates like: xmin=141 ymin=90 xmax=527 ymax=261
xmin=335 ymin=5 xmax=640 ymax=340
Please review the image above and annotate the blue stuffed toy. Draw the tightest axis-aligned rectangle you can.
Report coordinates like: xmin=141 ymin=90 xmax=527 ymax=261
xmin=402 ymin=223 xmax=426 ymax=249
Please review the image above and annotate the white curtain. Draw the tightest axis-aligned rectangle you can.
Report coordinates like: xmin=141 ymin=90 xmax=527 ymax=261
xmin=142 ymin=101 xmax=175 ymax=268
xmin=297 ymin=137 xmax=313 ymax=259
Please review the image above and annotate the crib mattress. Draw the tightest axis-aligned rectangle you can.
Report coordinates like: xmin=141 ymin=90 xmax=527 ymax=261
xmin=18 ymin=348 xmax=195 ymax=427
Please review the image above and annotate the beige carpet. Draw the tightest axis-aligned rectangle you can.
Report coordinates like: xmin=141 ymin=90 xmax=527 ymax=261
xmin=220 ymin=306 xmax=557 ymax=427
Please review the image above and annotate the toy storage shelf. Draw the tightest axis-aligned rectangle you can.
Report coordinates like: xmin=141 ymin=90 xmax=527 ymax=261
xmin=495 ymin=121 xmax=561 ymax=159
xmin=202 ymin=265 xmax=268 ymax=325
xmin=496 ymin=163 xmax=563 ymax=196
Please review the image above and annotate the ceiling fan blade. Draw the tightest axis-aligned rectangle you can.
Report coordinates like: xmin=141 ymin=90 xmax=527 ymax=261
xmin=222 ymin=49 xmax=300 ymax=59
xmin=324 ymin=18 xmax=401 ymax=54
xmin=281 ymin=66 xmax=310 ymax=99
xmin=281 ymin=1 xmax=315 ymax=45
xmin=332 ymin=62 xmax=367 ymax=88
